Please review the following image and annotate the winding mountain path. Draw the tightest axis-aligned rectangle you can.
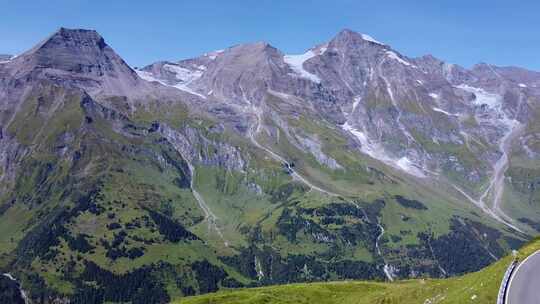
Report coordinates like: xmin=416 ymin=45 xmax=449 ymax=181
xmin=506 ymin=251 xmax=540 ymax=304
xmin=452 ymin=185 xmax=522 ymax=233
xmin=451 ymin=87 xmax=527 ymax=233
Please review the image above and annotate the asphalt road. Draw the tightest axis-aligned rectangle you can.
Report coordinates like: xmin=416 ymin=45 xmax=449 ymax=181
xmin=507 ymin=251 xmax=540 ymax=304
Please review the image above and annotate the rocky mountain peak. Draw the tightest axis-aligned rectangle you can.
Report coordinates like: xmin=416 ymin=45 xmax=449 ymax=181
xmin=243 ymin=41 xmax=276 ymax=51
xmin=2 ymin=28 xmax=157 ymax=102
xmin=471 ymin=62 xmax=496 ymax=74
xmin=24 ymin=28 xmax=107 ymax=60
xmin=329 ymin=29 xmax=386 ymax=51
xmin=226 ymin=42 xmax=283 ymax=62
xmin=333 ymin=29 xmax=364 ymax=42
xmin=47 ymin=27 xmax=106 ymax=49
xmin=12 ymin=27 xmax=135 ymax=79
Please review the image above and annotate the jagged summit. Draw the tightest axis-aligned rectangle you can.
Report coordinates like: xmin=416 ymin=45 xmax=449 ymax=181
xmin=15 ymin=27 xmax=128 ymax=74
xmin=2 ymin=27 xmax=160 ymax=101
xmin=234 ymin=41 xmax=279 ymax=51
xmin=223 ymin=41 xmax=283 ymax=62
xmin=23 ymin=28 xmax=106 ymax=59
xmin=333 ymin=28 xmax=366 ymax=41
xmin=41 ymin=27 xmax=106 ymax=49
xmin=330 ymin=28 xmax=387 ymax=48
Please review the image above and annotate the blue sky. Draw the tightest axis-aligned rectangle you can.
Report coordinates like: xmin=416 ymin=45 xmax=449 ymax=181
xmin=1 ymin=0 xmax=539 ymax=70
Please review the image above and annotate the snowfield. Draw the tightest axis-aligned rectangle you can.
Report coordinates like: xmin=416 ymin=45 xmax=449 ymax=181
xmin=284 ymin=50 xmax=321 ymax=83
xmin=341 ymin=122 xmax=426 ymax=178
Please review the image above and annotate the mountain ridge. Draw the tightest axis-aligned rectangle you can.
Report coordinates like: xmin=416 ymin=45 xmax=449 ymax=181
xmin=1 ymin=27 xmax=540 ymax=303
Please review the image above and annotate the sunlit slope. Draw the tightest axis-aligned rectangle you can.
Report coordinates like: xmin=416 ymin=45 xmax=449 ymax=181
xmin=176 ymin=238 xmax=540 ymax=304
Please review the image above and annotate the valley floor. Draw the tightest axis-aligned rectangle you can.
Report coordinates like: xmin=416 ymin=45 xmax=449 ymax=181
xmin=175 ymin=238 xmax=540 ymax=304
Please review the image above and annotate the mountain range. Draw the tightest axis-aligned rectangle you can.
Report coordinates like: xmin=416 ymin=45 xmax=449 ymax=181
xmin=1 ymin=27 xmax=540 ymax=303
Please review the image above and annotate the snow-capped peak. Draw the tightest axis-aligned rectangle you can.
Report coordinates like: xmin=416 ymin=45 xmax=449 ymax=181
xmin=204 ymin=49 xmax=224 ymax=60
xmin=361 ymin=33 xmax=384 ymax=45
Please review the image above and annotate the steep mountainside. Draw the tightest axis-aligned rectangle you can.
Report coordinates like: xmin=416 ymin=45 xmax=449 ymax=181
xmin=177 ymin=237 xmax=540 ymax=304
xmin=1 ymin=28 xmax=540 ymax=303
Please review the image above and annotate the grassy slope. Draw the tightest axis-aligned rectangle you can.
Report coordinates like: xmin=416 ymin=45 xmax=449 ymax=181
xmin=0 ymin=87 xmax=251 ymax=298
xmin=176 ymin=238 xmax=540 ymax=304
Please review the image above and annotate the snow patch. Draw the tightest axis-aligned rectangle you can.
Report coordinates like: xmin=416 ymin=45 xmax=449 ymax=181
xmin=429 ymin=93 xmax=439 ymax=99
xmin=519 ymin=83 xmax=527 ymax=88
xmin=317 ymin=43 xmax=329 ymax=55
xmin=386 ymin=51 xmax=415 ymax=67
xmin=163 ymin=64 xmax=203 ymax=84
xmin=341 ymin=122 xmax=425 ymax=178
xmin=396 ymin=157 xmax=425 ymax=177
xmin=136 ymin=70 xmax=159 ymax=82
xmin=456 ymin=84 xmax=518 ymax=131
xmin=456 ymin=84 xmax=501 ymax=109
xmin=284 ymin=50 xmax=321 ymax=83
xmin=351 ymin=96 xmax=361 ymax=113
xmin=136 ymin=66 xmax=206 ymax=99
xmin=432 ymin=107 xmax=458 ymax=116
xmin=361 ymin=33 xmax=384 ymax=45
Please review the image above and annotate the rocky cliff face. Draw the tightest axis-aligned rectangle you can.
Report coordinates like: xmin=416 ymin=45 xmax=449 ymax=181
xmin=1 ymin=27 xmax=540 ymax=303
xmin=5 ymin=28 xmax=138 ymax=92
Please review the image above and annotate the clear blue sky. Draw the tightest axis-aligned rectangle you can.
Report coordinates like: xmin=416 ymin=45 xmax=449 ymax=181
xmin=1 ymin=0 xmax=539 ymax=70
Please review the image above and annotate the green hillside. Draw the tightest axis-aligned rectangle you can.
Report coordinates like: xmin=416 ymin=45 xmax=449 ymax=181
xmin=0 ymin=83 xmax=530 ymax=303
xmin=176 ymin=238 xmax=540 ymax=304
